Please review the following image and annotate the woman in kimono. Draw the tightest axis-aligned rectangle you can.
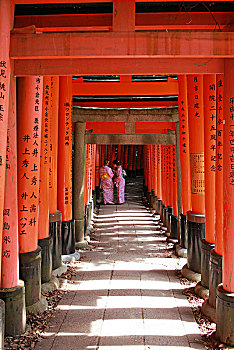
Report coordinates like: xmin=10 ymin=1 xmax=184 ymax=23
xmin=113 ymin=160 xmax=125 ymax=204
xmin=100 ymin=159 xmax=114 ymax=204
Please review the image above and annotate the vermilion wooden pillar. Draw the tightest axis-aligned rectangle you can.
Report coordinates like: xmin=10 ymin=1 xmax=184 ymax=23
xmin=201 ymin=75 xmax=216 ymax=289
xmin=84 ymin=144 xmax=88 ymax=207
xmin=0 ymin=0 xmax=14 ymax=281
xmin=153 ymin=145 xmax=157 ymax=193
xmin=160 ymin=145 xmax=165 ymax=220
xmin=170 ymin=145 xmax=178 ymax=239
xmin=88 ymin=145 xmax=92 ymax=204
xmin=151 ymin=145 xmax=158 ymax=211
xmin=92 ymin=145 xmax=96 ymax=192
xmin=172 ymin=145 xmax=178 ymax=217
xmin=84 ymin=144 xmax=89 ymax=233
xmin=90 ymin=145 xmax=93 ymax=199
xmin=204 ymin=75 xmax=224 ymax=313
xmin=49 ymin=76 xmax=59 ymax=215
xmin=178 ymin=75 xmax=191 ymax=249
xmin=156 ymin=145 xmax=162 ymax=214
xmin=169 ymin=146 xmax=173 ymax=208
xmin=48 ymin=76 xmax=62 ymax=270
xmin=148 ymin=145 xmax=154 ymax=208
xmin=150 ymin=145 xmax=155 ymax=205
xmin=86 ymin=144 xmax=92 ymax=229
xmin=162 ymin=145 xmax=168 ymax=225
xmin=222 ymin=64 xmax=234 ymax=292
xmin=143 ymin=146 xmax=147 ymax=196
xmin=17 ymin=76 xmax=44 ymax=309
xmin=216 ymin=59 xmax=234 ymax=347
xmin=95 ymin=145 xmax=100 ymax=201
xmin=39 ymin=78 xmax=50 ymax=241
xmin=186 ymin=75 xmax=205 ymax=274
xmin=166 ymin=145 xmax=173 ymax=230
xmin=147 ymin=145 xmax=152 ymax=202
xmin=165 ymin=146 xmax=169 ymax=208
xmin=95 ymin=145 xmax=100 ymax=188
xmin=0 ymin=66 xmax=26 ymax=336
xmin=1 ymin=73 xmax=19 ymax=289
xmin=58 ymin=76 xmax=75 ymax=255
xmin=17 ymin=77 xmax=42 ymax=253
xmin=154 ymin=145 xmax=158 ymax=196
xmin=215 ymin=75 xmax=224 ymax=257
xmin=38 ymin=77 xmax=52 ymax=284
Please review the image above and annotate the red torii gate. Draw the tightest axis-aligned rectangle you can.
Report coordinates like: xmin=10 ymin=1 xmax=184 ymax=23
xmin=0 ymin=0 xmax=234 ymax=346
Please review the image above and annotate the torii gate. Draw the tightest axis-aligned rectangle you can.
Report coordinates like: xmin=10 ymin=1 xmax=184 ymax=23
xmin=0 ymin=0 xmax=234 ymax=346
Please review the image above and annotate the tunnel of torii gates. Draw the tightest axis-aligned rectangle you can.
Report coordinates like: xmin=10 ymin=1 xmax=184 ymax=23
xmin=0 ymin=0 xmax=234 ymax=347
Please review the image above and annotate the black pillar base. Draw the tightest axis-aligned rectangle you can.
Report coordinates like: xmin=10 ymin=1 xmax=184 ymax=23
xmin=132 ymin=170 xmax=136 ymax=178
xmin=187 ymin=211 xmax=205 ymax=274
xmin=150 ymin=190 xmax=155 ymax=208
xmin=0 ymin=281 xmax=26 ymax=336
xmin=180 ymin=213 xmax=188 ymax=249
xmin=62 ymin=220 xmax=75 ymax=255
xmin=216 ymin=284 xmax=234 ymax=346
xmin=160 ymin=202 xmax=165 ymax=222
xmin=19 ymin=247 xmax=41 ymax=307
xmin=170 ymin=215 xmax=178 ymax=240
xmin=156 ymin=199 xmax=161 ymax=216
xmin=162 ymin=206 xmax=168 ymax=228
xmin=166 ymin=206 xmax=173 ymax=231
xmin=38 ymin=235 xmax=53 ymax=283
xmin=0 ymin=299 xmax=4 ymax=348
xmin=49 ymin=211 xmax=62 ymax=270
xmin=209 ymin=249 xmax=222 ymax=308
xmin=153 ymin=195 xmax=157 ymax=212
xmin=201 ymin=239 xmax=215 ymax=289
xmin=95 ymin=186 xmax=100 ymax=202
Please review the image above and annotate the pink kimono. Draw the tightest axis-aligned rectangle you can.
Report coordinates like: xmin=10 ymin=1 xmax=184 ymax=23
xmin=115 ymin=166 xmax=125 ymax=204
xmin=100 ymin=165 xmax=114 ymax=204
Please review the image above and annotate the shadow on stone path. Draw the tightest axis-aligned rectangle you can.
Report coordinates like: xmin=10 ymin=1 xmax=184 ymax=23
xmin=36 ymin=177 xmax=205 ymax=350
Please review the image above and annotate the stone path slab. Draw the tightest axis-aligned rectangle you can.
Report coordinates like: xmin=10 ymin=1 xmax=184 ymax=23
xmin=36 ymin=178 xmax=205 ymax=350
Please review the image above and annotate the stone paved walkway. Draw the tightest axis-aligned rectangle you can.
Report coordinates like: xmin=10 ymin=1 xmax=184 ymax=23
xmin=36 ymin=178 xmax=205 ymax=350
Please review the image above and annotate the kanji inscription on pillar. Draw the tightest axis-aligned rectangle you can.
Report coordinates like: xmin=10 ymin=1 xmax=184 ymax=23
xmin=216 ymin=77 xmax=223 ymax=174
xmin=228 ymin=95 xmax=234 ymax=186
xmin=17 ymin=77 xmax=43 ymax=252
xmin=19 ymin=78 xmax=42 ymax=236
xmin=190 ymin=153 xmax=205 ymax=194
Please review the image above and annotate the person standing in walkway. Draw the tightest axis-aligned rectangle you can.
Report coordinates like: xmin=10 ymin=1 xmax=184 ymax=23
xmin=100 ymin=159 xmax=114 ymax=204
xmin=113 ymin=160 xmax=126 ymax=204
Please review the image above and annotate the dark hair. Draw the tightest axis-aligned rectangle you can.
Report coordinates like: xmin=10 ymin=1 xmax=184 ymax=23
xmin=104 ymin=159 xmax=109 ymax=165
xmin=113 ymin=160 xmax=119 ymax=166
